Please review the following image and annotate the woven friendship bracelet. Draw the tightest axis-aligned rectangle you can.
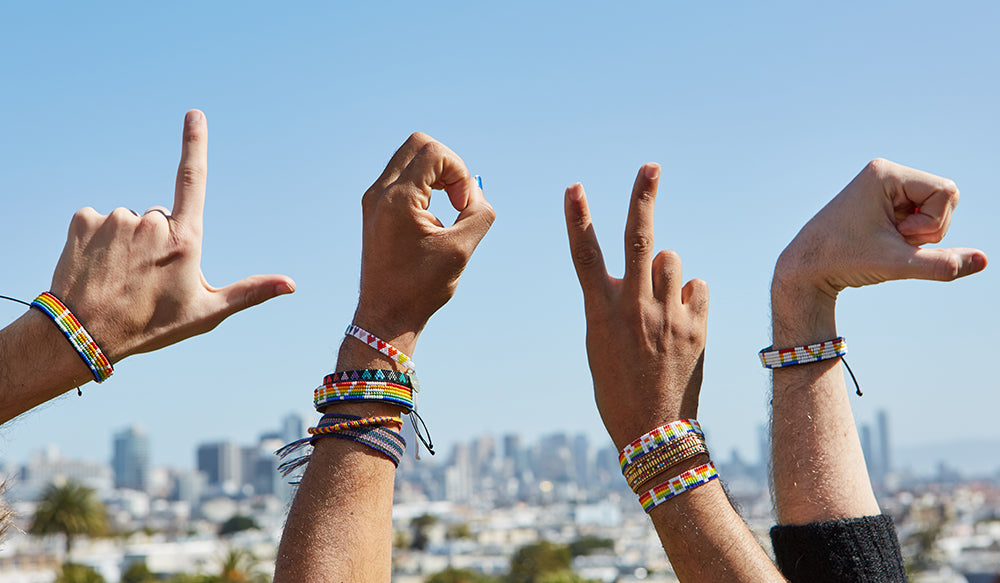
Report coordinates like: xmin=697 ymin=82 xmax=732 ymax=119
xmin=638 ymin=462 xmax=719 ymax=513
xmin=31 ymin=292 xmax=113 ymax=383
xmin=317 ymin=426 xmax=406 ymax=466
xmin=346 ymin=324 xmax=417 ymax=372
xmin=324 ymin=369 xmax=413 ymax=388
xmin=619 ymin=419 xmax=704 ymax=470
xmin=624 ymin=433 xmax=709 ymax=491
xmin=759 ymin=337 xmax=847 ymax=369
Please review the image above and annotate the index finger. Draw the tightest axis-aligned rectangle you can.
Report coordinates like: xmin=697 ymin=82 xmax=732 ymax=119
xmin=892 ymin=168 xmax=960 ymax=245
xmin=172 ymin=109 xmax=208 ymax=229
xmin=565 ymin=183 xmax=610 ymax=299
xmin=394 ymin=140 xmax=473 ymax=211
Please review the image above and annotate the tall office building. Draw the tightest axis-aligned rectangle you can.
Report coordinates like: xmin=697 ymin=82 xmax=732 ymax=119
xmin=859 ymin=423 xmax=875 ymax=478
xmin=112 ymin=426 xmax=150 ymax=492
xmin=877 ymin=409 xmax=891 ymax=477
xmin=196 ymin=441 xmax=242 ymax=490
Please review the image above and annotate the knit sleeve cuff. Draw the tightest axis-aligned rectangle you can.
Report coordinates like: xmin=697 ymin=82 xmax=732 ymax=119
xmin=770 ymin=514 xmax=907 ymax=582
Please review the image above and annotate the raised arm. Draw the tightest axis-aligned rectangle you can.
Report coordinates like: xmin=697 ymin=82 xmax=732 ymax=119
xmin=274 ymin=133 xmax=495 ymax=582
xmin=0 ymin=110 xmax=295 ymax=424
xmin=768 ymin=159 xmax=987 ymax=580
xmin=564 ymin=164 xmax=784 ymax=582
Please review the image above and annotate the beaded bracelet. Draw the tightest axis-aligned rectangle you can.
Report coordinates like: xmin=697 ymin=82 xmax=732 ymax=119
xmin=314 ymin=381 xmax=414 ymax=411
xmin=31 ymin=292 xmax=113 ymax=383
xmin=346 ymin=324 xmax=417 ymax=373
xmin=758 ymin=336 xmax=863 ymax=395
xmin=619 ymin=419 xmax=703 ymax=470
xmin=624 ymin=433 xmax=709 ymax=492
xmin=638 ymin=462 xmax=719 ymax=513
xmin=758 ymin=337 xmax=847 ymax=369
xmin=324 ymin=369 xmax=414 ymax=388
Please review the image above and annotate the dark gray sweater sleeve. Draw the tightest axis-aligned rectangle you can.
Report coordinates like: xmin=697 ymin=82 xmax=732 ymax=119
xmin=769 ymin=514 xmax=907 ymax=582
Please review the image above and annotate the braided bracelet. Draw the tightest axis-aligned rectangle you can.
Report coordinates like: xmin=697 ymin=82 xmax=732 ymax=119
xmin=759 ymin=337 xmax=847 ymax=369
xmin=619 ymin=419 xmax=703 ymax=470
xmin=624 ymin=433 xmax=709 ymax=492
xmin=31 ymin=292 xmax=113 ymax=383
xmin=308 ymin=415 xmax=402 ymax=435
xmin=276 ymin=414 xmax=408 ymax=478
xmin=324 ymin=369 xmax=413 ymax=388
xmin=638 ymin=462 xmax=718 ymax=513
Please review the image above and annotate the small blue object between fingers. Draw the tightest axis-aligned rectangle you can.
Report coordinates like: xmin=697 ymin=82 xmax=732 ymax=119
xmin=475 ymin=175 xmax=483 ymax=190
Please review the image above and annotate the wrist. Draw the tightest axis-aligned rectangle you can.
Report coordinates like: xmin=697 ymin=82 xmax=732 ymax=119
xmin=770 ymin=264 xmax=838 ymax=348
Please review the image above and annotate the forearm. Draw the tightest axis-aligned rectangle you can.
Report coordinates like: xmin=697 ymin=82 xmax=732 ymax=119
xmin=0 ymin=309 xmax=95 ymax=423
xmin=769 ymin=272 xmax=879 ymax=525
xmin=648 ymin=465 xmax=785 ymax=582
xmin=274 ymin=323 xmax=415 ymax=583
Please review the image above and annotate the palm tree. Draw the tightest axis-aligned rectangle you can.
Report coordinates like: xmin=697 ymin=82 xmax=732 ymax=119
xmin=30 ymin=480 xmax=109 ymax=557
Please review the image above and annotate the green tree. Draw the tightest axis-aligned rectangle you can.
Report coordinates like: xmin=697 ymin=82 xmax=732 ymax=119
xmin=426 ymin=567 xmax=501 ymax=583
xmin=121 ymin=561 xmax=156 ymax=583
xmin=54 ymin=563 xmax=106 ymax=583
xmin=30 ymin=481 xmax=109 ymax=556
xmin=217 ymin=547 xmax=268 ymax=583
xmin=568 ymin=536 xmax=614 ymax=557
xmin=507 ymin=541 xmax=572 ymax=583
xmin=411 ymin=513 xmax=438 ymax=551
xmin=218 ymin=515 xmax=259 ymax=537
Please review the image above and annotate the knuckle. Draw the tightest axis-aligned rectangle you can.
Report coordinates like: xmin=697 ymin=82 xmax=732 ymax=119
xmin=629 ymin=234 xmax=653 ymax=255
xmin=418 ymin=140 xmax=446 ymax=160
xmin=934 ymin=254 xmax=962 ymax=281
xmin=865 ymin=158 xmax=891 ymax=176
xmin=942 ymin=179 xmax=960 ymax=201
xmin=178 ymin=165 xmax=206 ymax=189
xmin=635 ymin=188 xmax=655 ymax=204
xmin=573 ymin=244 xmax=602 ymax=268
xmin=407 ymin=131 xmax=431 ymax=146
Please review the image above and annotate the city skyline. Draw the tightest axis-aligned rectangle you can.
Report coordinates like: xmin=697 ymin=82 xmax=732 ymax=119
xmin=1 ymin=2 xmax=997 ymax=476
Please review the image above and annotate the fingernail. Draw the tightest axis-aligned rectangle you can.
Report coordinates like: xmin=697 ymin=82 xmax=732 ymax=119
xmin=276 ymin=281 xmax=295 ymax=295
xmin=474 ymin=175 xmax=483 ymax=191
xmin=567 ymin=184 xmax=584 ymax=201
xmin=185 ymin=110 xmax=202 ymax=125
xmin=644 ymin=164 xmax=660 ymax=180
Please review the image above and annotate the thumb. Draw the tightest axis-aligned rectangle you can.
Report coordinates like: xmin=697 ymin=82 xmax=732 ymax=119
xmin=216 ymin=274 xmax=296 ymax=317
xmin=448 ymin=181 xmax=496 ymax=254
xmin=899 ymin=247 xmax=988 ymax=282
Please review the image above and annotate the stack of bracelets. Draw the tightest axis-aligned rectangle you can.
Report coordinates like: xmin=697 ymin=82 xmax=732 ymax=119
xmin=618 ymin=419 xmax=717 ymax=513
xmin=277 ymin=325 xmax=434 ymax=482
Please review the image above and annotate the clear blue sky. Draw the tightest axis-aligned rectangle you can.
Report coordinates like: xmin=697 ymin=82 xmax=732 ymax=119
xmin=1 ymin=1 xmax=997 ymax=470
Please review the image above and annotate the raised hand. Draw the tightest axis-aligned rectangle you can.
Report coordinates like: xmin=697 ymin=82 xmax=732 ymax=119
xmin=353 ymin=132 xmax=495 ymax=351
xmin=48 ymin=110 xmax=295 ymax=362
xmin=774 ymin=158 xmax=988 ymax=304
xmin=563 ymin=163 xmax=708 ymax=449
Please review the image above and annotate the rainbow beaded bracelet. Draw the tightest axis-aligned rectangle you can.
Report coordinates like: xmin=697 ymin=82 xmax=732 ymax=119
xmin=314 ymin=381 xmax=414 ymax=412
xmin=619 ymin=419 xmax=704 ymax=470
xmin=31 ymin=292 xmax=113 ymax=383
xmin=638 ymin=462 xmax=718 ymax=513
xmin=624 ymin=433 xmax=709 ymax=492
xmin=759 ymin=337 xmax=847 ymax=369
